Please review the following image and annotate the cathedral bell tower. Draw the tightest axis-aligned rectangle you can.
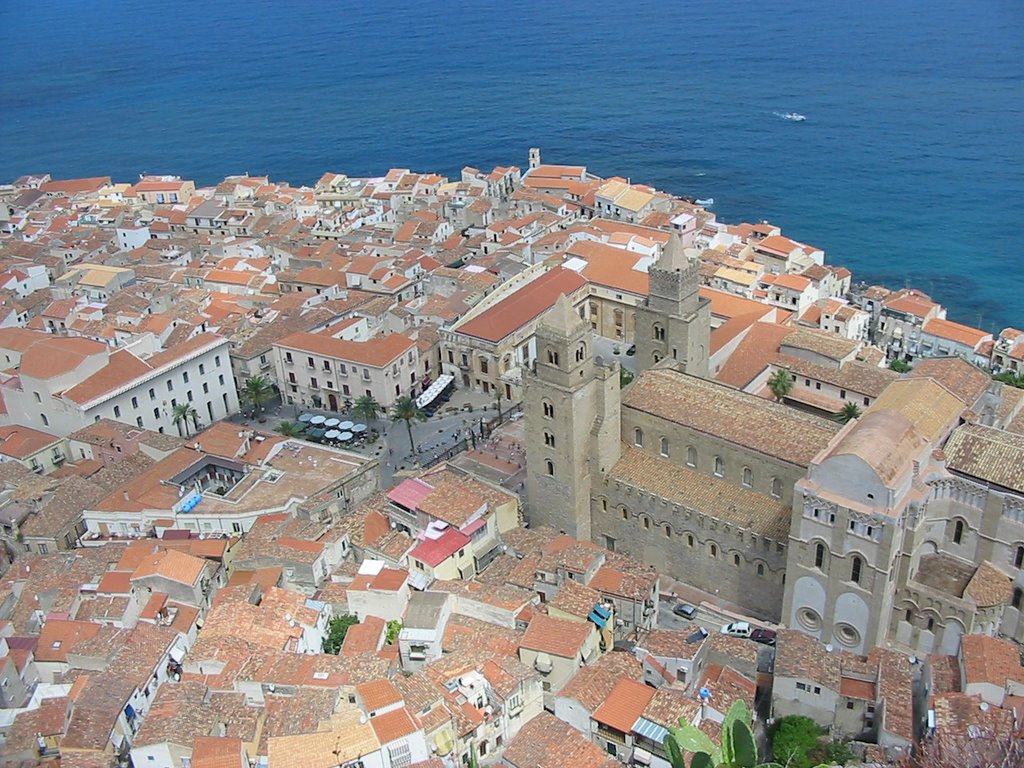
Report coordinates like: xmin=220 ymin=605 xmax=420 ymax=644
xmin=634 ymin=234 xmax=711 ymax=377
xmin=524 ymin=294 xmax=620 ymax=540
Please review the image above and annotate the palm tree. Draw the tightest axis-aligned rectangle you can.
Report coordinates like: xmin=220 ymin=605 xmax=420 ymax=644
xmin=767 ymin=368 xmax=794 ymax=402
xmin=172 ymin=403 xmax=200 ymax=437
xmin=835 ymin=402 xmax=862 ymax=423
xmin=242 ymin=374 xmax=274 ymax=417
xmin=391 ymin=395 xmax=426 ymax=454
xmin=352 ymin=394 xmax=382 ymax=424
xmin=276 ymin=420 xmax=305 ymax=438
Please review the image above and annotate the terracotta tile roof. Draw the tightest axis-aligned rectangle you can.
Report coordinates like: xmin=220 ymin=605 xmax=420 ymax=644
xmin=642 ymin=686 xmax=701 ymax=729
xmin=931 ymin=691 xmax=1015 ymax=745
xmin=275 ymin=330 xmax=414 ymax=367
xmin=944 ymin=424 xmax=1024 ymax=494
xmin=443 ymin=614 xmax=524 ymax=656
xmin=697 ymin=664 xmax=755 ymax=715
xmin=369 ymin=705 xmax=420 ymax=745
xmin=18 ymin=335 xmax=107 ymax=379
xmin=923 ymin=317 xmax=990 ymax=348
xmin=964 ymin=561 xmax=1014 ymax=607
xmin=609 ymin=446 xmax=791 ymax=538
xmin=868 ymin=378 xmax=965 ymax=443
xmin=503 ymin=711 xmax=620 ymax=768
xmin=774 ymin=629 xmax=841 ymax=689
xmin=907 ymin=357 xmax=991 ymax=407
xmin=356 ymin=678 xmax=404 ymax=713
xmin=549 ymin=578 xmax=601 ymax=620
xmin=592 ymin=677 xmax=656 ymax=732
xmin=567 ymin=240 xmax=649 ymax=296
xmin=521 ymin=613 xmax=592 ymax=659
xmin=780 ymin=327 xmax=861 ymax=363
xmin=190 ymin=736 xmax=245 ymax=768
xmin=0 ymin=425 xmax=60 ymax=459
xmin=625 ymin=369 xmax=840 ymax=467
xmin=35 ymin=619 xmax=102 ymax=662
xmin=639 ymin=628 xmax=707 ymax=661
xmin=961 ymin=634 xmax=1024 ymax=689
xmin=716 ymin=322 xmax=793 ymax=388
xmin=455 ymin=267 xmax=587 ymax=343
xmin=341 ymin=615 xmax=386 ymax=656
xmin=558 ymin=651 xmax=643 ymax=711
xmin=130 ymin=548 xmax=206 ymax=586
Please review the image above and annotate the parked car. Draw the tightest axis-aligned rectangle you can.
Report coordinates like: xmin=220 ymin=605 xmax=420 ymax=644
xmin=626 ymin=344 xmax=637 ymax=356
xmin=672 ymin=602 xmax=697 ymax=619
xmin=719 ymin=621 xmax=752 ymax=638
xmin=750 ymin=627 xmax=777 ymax=646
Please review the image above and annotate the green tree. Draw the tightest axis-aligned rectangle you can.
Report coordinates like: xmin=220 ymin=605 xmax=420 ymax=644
xmin=889 ymin=359 xmax=912 ymax=373
xmin=276 ymin=420 xmax=305 ymax=438
xmin=767 ymin=368 xmax=794 ymax=402
xmin=834 ymin=402 xmax=862 ymax=423
xmin=993 ymin=370 xmax=1024 ymax=389
xmin=665 ymin=700 xmax=831 ymax=768
xmin=391 ymin=394 xmax=426 ymax=454
xmin=322 ymin=614 xmax=359 ymax=654
xmin=242 ymin=374 xmax=275 ymax=416
xmin=620 ymin=368 xmax=635 ymax=388
xmin=385 ymin=619 xmax=402 ymax=645
xmin=352 ymin=394 xmax=382 ymax=424
xmin=171 ymin=403 xmax=200 ymax=437
xmin=771 ymin=715 xmax=826 ymax=768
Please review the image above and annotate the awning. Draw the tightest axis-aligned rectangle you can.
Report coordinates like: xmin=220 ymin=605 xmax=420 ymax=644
xmin=433 ymin=729 xmax=454 ymax=756
xmin=632 ymin=717 xmax=668 ymax=744
xmin=587 ymin=604 xmax=611 ymax=629
xmin=416 ymin=373 xmax=455 ymax=409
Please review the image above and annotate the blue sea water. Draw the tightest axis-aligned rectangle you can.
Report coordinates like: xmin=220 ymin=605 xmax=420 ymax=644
xmin=2 ymin=0 xmax=1022 ymax=330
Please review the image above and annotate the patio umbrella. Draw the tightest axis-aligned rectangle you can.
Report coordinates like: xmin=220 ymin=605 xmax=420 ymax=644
xmin=308 ymin=428 xmax=327 ymax=439
xmin=338 ymin=431 xmax=354 ymax=441
xmin=324 ymin=418 xmax=340 ymax=428
xmin=351 ymin=424 xmax=368 ymax=433
xmin=324 ymin=430 xmax=340 ymax=440
xmin=310 ymin=415 xmax=327 ymax=425
xmin=338 ymin=420 xmax=354 ymax=430
xmin=298 ymin=413 xmax=314 ymax=422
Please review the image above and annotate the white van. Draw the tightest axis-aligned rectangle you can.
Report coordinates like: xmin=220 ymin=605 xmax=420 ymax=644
xmin=719 ymin=621 xmax=752 ymax=638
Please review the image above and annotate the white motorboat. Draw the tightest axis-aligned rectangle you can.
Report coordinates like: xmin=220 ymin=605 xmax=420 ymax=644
xmin=782 ymin=112 xmax=806 ymax=122
xmin=695 ymin=198 xmax=714 ymax=206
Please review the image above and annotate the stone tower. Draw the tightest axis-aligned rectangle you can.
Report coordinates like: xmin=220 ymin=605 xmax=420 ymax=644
xmin=634 ymin=234 xmax=711 ymax=377
xmin=529 ymin=147 xmax=542 ymax=170
xmin=524 ymin=295 xmax=621 ymax=540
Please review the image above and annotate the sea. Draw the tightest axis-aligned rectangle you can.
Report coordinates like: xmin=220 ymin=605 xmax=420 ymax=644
xmin=2 ymin=0 xmax=1022 ymax=330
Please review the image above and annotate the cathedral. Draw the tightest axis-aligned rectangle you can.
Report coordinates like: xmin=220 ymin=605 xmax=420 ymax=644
xmin=524 ymin=236 xmax=1024 ymax=656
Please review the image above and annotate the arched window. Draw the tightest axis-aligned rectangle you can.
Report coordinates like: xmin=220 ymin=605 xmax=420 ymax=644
xmin=757 ymin=563 xmax=765 ymax=577
xmin=733 ymin=553 xmax=740 ymax=566
xmin=927 ymin=617 xmax=935 ymax=632
xmin=546 ymin=349 xmax=559 ymax=366
xmin=653 ymin=352 xmax=662 ymax=364
xmin=545 ymin=460 xmax=554 ymax=476
xmin=851 ymin=556 xmax=863 ymax=585
xmin=621 ymin=508 xmax=629 ymax=520
xmin=1016 ymin=545 xmax=1024 ymax=569
xmin=742 ymin=467 xmax=752 ymax=487
xmin=575 ymin=343 xmax=586 ymax=363
xmin=687 ymin=534 xmax=694 ymax=547
xmin=710 ymin=544 xmax=717 ymax=557
xmin=542 ymin=400 xmax=554 ymax=418
xmin=634 ymin=428 xmax=644 ymax=448
xmin=642 ymin=516 xmax=650 ymax=530
xmin=664 ymin=525 xmax=672 ymax=538
xmin=713 ymin=456 xmax=724 ymax=477
xmin=653 ymin=323 xmax=665 ymax=341
xmin=771 ymin=477 xmax=782 ymax=498
xmin=953 ymin=520 xmax=964 ymax=544
xmin=815 ymin=543 xmax=825 ymax=569
xmin=1014 ymin=588 xmax=1022 ymax=610
xmin=543 ymin=431 xmax=555 ymax=447
xmin=686 ymin=446 xmax=697 ymax=468
xmin=660 ymin=437 xmax=670 ymax=457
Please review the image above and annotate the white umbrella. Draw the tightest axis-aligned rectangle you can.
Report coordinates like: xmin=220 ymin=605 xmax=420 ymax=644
xmin=324 ymin=430 xmax=340 ymax=439
xmin=324 ymin=418 xmax=340 ymax=428
xmin=351 ymin=424 xmax=368 ymax=433
xmin=339 ymin=431 xmax=354 ymax=441
xmin=298 ymin=413 xmax=314 ymax=422
xmin=310 ymin=415 xmax=326 ymax=425
xmin=338 ymin=420 xmax=354 ymax=430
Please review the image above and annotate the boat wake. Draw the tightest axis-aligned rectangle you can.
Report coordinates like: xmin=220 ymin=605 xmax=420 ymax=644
xmin=773 ymin=111 xmax=806 ymax=122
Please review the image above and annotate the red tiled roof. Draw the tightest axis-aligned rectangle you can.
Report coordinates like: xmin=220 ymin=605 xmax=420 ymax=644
xmin=410 ymin=527 xmax=471 ymax=567
xmin=457 ymin=267 xmax=586 ymax=343
xmin=592 ymin=678 xmax=656 ymax=734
